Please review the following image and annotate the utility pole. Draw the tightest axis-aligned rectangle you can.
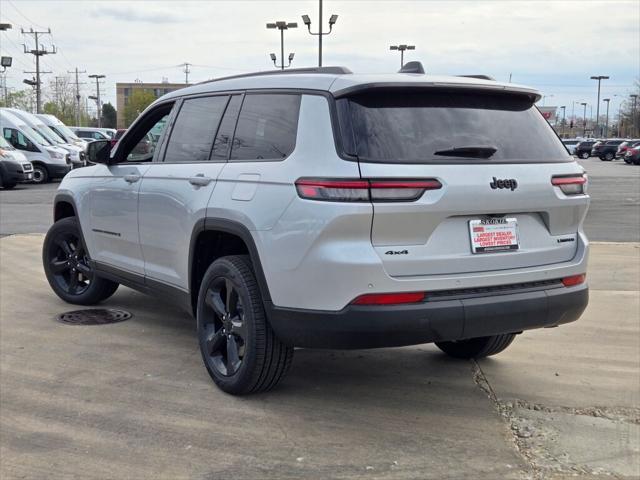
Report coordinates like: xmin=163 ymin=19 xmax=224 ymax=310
xmin=390 ymin=44 xmax=416 ymax=68
xmin=301 ymin=1 xmax=339 ymax=67
xmin=590 ymin=75 xmax=609 ymax=137
xmin=602 ymin=98 xmax=610 ymax=138
xmin=581 ymin=102 xmax=588 ymax=137
xmin=53 ymin=76 xmax=65 ymax=106
xmin=88 ymin=74 xmax=105 ymax=127
xmin=21 ymin=28 xmax=56 ymax=113
xmin=560 ymin=105 xmax=566 ymax=137
xmin=181 ymin=62 xmax=191 ymax=84
xmin=68 ymin=67 xmax=86 ymax=126
xmin=631 ymin=94 xmax=638 ymax=138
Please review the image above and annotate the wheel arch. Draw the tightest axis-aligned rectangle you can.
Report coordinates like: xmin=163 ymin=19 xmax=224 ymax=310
xmin=53 ymin=193 xmax=78 ymax=221
xmin=189 ymin=218 xmax=272 ymax=317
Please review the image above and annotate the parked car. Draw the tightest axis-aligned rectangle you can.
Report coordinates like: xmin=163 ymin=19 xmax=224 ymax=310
xmin=574 ymin=139 xmax=599 ymax=159
xmin=36 ymin=114 xmax=88 ymax=150
xmin=0 ymin=135 xmax=33 ymax=188
xmin=43 ymin=66 xmax=589 ymax=395
xmin=70 ymin=127 xmax=111 ymax=141
xmin=97 ymin=128 xmax=117 ymax=138
xmin=592 ymin=139 xmax=625 ymax=161
xmin=109 ymin=128 xmax=126 ymax=148
xmin=1 ymin=109 xmax=71 ymax=183
xmin=561 ymin=138 xmax=582 ymax=155
xmin=617 ymin=140 xmax=640 ymax=160
xmin=3 ymin=108 xmax=85 ymax=168
xmin=624 ymin=146 xmax=640 ymax=165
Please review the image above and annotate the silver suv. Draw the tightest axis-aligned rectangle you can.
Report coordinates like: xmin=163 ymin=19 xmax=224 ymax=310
xmin=42 ymin=66 xmax=590 ymax=395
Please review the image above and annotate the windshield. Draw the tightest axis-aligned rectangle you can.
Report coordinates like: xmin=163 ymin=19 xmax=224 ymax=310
xmin=20 ymin=124 xmax=52 ymax=146
xmin=35 ymin=123 xmax=66 ymax=145
xmin=337 ymin=90 xmax=569 ymax=163
xmin=52 ymin=123 xmax=80 ymax=141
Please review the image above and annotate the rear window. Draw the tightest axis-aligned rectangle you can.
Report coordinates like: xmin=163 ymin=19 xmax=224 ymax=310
xmin=337 ymin=90 xmax=569 ymax=163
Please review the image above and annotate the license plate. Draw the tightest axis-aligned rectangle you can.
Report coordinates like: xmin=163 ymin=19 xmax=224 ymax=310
xmin=469 ymin=218 xmax=519 ymax=253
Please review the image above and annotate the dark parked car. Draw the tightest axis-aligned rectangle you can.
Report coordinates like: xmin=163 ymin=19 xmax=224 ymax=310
xmin=574 ymin=139 xmax=599 ymax=159
xmin=592 ymin=139 xmax=625 ymax=161
xmin=624 ymin=146 xmax=640 ymax=165
xmin=617 ymin=140 xmax=640 ymax=160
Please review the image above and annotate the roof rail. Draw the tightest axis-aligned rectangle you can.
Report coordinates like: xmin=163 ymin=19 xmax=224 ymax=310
xmin=457 ymin=74 xmax=496 ymax=81
xmin=198 ymin=66 xmax=352 ymax=85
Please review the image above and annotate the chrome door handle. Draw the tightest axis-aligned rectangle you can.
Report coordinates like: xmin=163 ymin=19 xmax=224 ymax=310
xmin=188 ymin=174 xmax=213 ymax=187
xmin=124 ymin=174 xmax=140 ymax=183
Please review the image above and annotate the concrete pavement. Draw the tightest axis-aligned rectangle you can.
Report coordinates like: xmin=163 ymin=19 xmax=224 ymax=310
xmin=0 ymin=235 xmax=638 ymax=479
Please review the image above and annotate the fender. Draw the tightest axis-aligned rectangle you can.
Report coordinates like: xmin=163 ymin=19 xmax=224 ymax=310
xmin=53 ymin=192 xmax=78 ymax=221
xmin=189 ymin=218 xmax=272 ymax=303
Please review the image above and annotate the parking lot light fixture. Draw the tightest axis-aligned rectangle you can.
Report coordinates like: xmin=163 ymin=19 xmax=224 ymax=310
xmin=560 ymin=106 xmax=566 ymax=136
xmin=0 ymin=23 xmax=12 ymax=31
xmin=602 ymin=98 xmax=610 ymax=138
xmin=302 ymin=0 xmax=339 ymax=67
xmin=590 ymin=75 xmax=609 ymax=137
xmin=390 ymin=44 xmax=416 ymax=68
xmin=581 ymin=102 xmax=588 ymax=137
xmin=266 ymin=20 xmax=297 ymax=70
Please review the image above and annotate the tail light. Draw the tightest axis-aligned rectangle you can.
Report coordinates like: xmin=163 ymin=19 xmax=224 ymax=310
xmin=562 ymin=274 xmax=586 ymax=287
xmin=552 ymin=174 xmax=587 ymax=195
xmin=295 ymin=178 xmax=442 ymax=202
xmin=351 ymin=292 xmax=426 ymax=305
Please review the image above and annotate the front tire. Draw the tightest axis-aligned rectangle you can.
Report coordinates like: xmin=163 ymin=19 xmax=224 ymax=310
xmin=436 ymin=333 xmax=516 ymax=359
xmin=604 ymin=152 xmax=614 ymax=161
xmin=579 ymin=152 xmax=589 ymax=159
xmin=32 ymin=165 xmax=49 ymax=184
xmin=43 ymin=217 xmax=119 ymax=305
xmin=197 ymin=255 xmax=293 ymax=395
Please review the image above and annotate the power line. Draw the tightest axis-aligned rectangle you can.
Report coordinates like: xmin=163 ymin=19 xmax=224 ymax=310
xmin=6 ymin=0 xmax=47 ymax=29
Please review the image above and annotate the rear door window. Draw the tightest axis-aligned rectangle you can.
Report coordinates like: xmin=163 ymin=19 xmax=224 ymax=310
xmin=338 ymin=90 xmax=569 ymax=163
xmin=164 ymin=95 xmax=228 ymax=162
xmin=211 ymin=95 xmax=242 ymax=161
xmin=230 ymin=93 xmax=300 ymax=161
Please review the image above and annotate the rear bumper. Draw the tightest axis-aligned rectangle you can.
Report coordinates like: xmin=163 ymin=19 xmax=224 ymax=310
xmin=266 ymin=283 xmax=588 ymax=349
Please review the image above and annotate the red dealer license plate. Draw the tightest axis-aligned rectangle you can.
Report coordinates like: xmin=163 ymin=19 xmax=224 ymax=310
xmin=469 ymin=218 xmax=519 ymax=254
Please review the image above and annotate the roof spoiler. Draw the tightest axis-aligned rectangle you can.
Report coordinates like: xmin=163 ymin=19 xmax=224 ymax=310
xmin=398 ymin=61 xmax=425 ymax=74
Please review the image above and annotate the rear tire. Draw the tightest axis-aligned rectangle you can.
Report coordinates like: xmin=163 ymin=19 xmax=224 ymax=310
xmin=436 ymin=333 xmax=516 ymax=359
xmin=579 ymin=152 xmax=589 ymax=159
xmin=197 ymin=255 xmax=293 ymax=395
xmin=43 ymin=217 xmax=119 ymax=305
xmin=604 ymin=152 xmax=614 ymax=161
xmin=32 ymin=165 xmax=49 ymax=184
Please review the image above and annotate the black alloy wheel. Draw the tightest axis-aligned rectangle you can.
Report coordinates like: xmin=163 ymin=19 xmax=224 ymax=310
xmin=43 ymin=217 xmax=119 ymax=305
xmin=47 ymin=230 xmax=93 ymax=296
xmin=201 ymin=277 xmax=247 ymax=377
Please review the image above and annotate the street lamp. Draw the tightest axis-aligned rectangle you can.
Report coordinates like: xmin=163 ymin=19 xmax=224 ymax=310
xmin=270 ymin=52 xmax=295 ymax=69
xmin=542 ymin=94 xmax=554 ymax=107
xmin=266 ymin=21 xmax=297 ymax=70
xmin=590 ymin=75 xmax=609 ymax=137
xmin=560 ymin=105 xmax=566 ymax=136
xmin=581 ymin=102 xmax=588 ymax=137
xmin=302 ymin=0 xmax=338 ymax=67
xmin=390 ymin=44 xmax=415 ymax=68
xmin=602 ymin=98 xmax=610 ymax=138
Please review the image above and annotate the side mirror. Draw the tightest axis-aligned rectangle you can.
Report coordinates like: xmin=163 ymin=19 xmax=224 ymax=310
xmin=87 ymin=139 xmax=112 ymax=164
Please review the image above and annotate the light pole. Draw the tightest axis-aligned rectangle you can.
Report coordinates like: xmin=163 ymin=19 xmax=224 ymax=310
xmin=302 ymin=1 xmax=338 ymax=67
xmin=390 ymin=44 xmax=415 ymax=68
xmin=590 ymin=75 xmax=609 ymax=137
xmin=581 ymin=102 xmax=587 ymax=137
xmin=266 ymin=21 xmax=297 ymax=70
xmin=602 ymin=98 xmax=610 ymax=138
xmin=560 ymin=105 xmax=566 ymax=137
xmin=631 ymin=94 xmax=638 ymax=138
xmin=542 ymin=94 xmax=554 ymax=107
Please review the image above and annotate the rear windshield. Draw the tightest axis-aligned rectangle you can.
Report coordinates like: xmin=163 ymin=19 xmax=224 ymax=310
xmin=337 ymin=90 xmax=569 ymax=163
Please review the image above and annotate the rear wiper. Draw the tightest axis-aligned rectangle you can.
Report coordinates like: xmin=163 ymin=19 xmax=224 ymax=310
xmin=433 ymin=145 xmax=498 ymax=159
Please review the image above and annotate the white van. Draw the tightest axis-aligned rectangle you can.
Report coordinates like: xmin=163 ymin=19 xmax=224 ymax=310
xmin=35 ymin=114 xmax=88 ymax=150
xmin=3 ymin=109 xmax=85 ymax=168
xmin=0 ymin=110 xmax=71 ymax=183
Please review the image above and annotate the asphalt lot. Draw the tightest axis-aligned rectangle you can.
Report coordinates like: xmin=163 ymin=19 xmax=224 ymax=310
xmin=0 ymin=157 xmax=639 ymax=479
xmin=1 ymin=157 xmax=639 ymax=241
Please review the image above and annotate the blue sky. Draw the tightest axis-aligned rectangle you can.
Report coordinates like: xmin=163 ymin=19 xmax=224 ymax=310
xmin=1 ymin=0 xmax=638 ymax=120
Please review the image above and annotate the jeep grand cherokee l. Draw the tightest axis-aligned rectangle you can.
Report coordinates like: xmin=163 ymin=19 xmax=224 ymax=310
xmin=42 ymin=66 xmax=589 ymax=395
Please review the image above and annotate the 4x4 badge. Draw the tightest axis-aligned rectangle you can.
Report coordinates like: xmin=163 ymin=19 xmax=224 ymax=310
xmin=490 ymin=177 xmax=518 ymax=191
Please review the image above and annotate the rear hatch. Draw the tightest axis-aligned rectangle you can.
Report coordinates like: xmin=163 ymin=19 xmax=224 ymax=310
xmin=336 ymin=88 xmax=588 ymax=277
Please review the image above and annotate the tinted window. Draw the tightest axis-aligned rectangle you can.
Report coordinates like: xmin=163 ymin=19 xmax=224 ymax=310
xmin=339 ymin=91 xmax=569 ymax=163
xmin=230 ymin=94 xmax=300 ymax=161
xmin=164 ymin=96 xmax=228 ymax=162
xmin=211 ymin=95 xmax=242 ymax=161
